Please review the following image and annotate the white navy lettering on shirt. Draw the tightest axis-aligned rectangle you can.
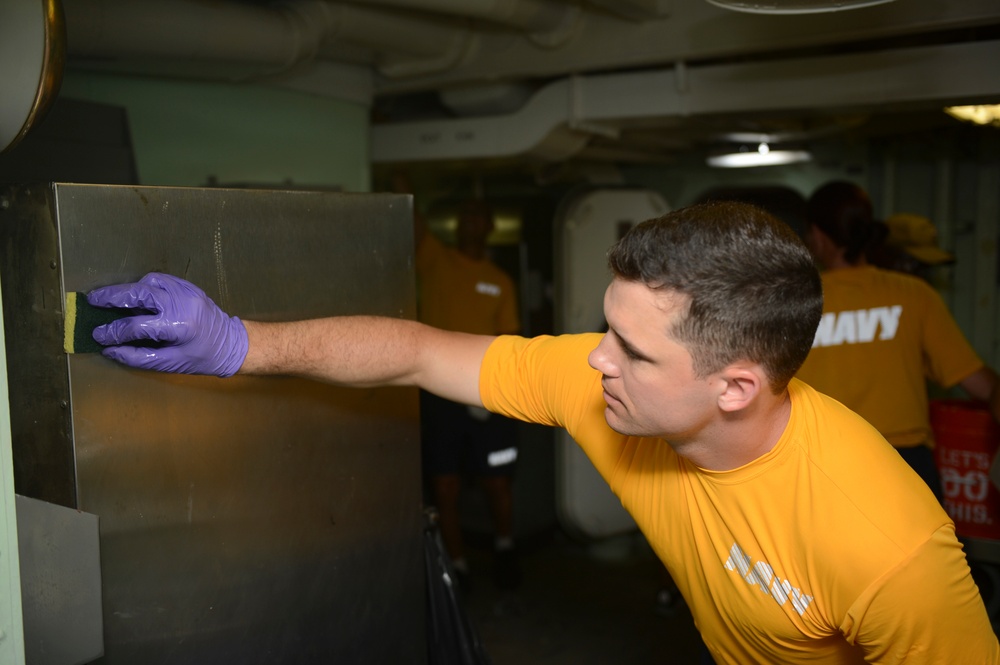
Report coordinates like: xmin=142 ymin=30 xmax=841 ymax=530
xmin=812 ymin=305 xmax=902 ymax=348
xmin=724 ymin=542 xmax=814 ymax=616
xmin=475 ymin=281 xmax=502 ymax=297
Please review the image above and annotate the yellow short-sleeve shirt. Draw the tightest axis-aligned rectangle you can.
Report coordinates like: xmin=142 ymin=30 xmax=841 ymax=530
xmin=415 ymin=232 xmax=519 ymax=335
xmin=480 ymin=333 xmax=998 ymax=664
xmin=796 ymin=266 xmax=982 ymax=447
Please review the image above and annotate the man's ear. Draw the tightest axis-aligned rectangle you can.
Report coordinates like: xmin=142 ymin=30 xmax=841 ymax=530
xmin=717 ymin=365 xmax=764 ymax=413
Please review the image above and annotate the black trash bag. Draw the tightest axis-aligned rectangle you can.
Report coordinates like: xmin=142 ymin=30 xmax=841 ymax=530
xmin=424 ymin=509 xmax=492 ymax=665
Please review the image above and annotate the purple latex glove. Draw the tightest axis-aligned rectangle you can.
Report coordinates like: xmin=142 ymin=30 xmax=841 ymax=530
xmin=86 ymin=272 xmax=249 ymax=377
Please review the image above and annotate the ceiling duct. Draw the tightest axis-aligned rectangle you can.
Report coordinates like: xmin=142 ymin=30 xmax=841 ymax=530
xmin=438 ymin=83 xmax=537 ymax=117
xmin=62 ymin=0 xmax=477 ymax=81
xmin=372 ymin=39 xmax=1000 ymax=164
xmin=344 ymin=0 xmax=573 ymax=34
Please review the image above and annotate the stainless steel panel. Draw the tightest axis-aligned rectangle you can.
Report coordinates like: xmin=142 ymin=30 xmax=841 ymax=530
xmin=1 ymin=183 xmax=425 ymax=663
xmin=0 ymin=184 xmax=74 ymax=507
xmin=16 ymin=494 xmax=103 ymax=665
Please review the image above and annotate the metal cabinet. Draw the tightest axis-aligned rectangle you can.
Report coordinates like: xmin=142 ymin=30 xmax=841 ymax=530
xmin=0 ymin=183 xmax=425 ymax=663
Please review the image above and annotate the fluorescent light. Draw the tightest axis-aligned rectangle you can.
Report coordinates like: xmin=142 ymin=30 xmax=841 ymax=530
xmin=944 ymin=105 xmax=1000 ymax=127
xmin=706 ymin=147 xmax=812 ymax=168
xmin=704 ymin=0 xmax=895 ymax=14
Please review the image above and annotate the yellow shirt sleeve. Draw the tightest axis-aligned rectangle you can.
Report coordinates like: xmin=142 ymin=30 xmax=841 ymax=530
xmin=920 ymin=285 xmax=983 ymax=388
xmin=480 ymin=333 xmax=603 ymax=430
xmin=480 ymin=333 xmax=628 ymax=482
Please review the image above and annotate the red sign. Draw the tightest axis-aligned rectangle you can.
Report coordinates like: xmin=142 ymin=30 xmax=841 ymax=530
xmin=932 ymin=400 xmax=1000 ymax=541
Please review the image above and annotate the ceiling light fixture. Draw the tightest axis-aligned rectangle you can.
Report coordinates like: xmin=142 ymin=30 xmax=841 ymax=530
xmin=706 ymin=143 xmax=812 ymax=168
xmin=944 ymin=105 xmax=1000 ymax=127
xmin=704 ymin=0 xmax=894 ymax=14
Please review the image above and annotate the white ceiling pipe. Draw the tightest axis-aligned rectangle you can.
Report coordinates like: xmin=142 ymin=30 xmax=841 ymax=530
xmin=64 ymin=0 xmax=473 ymax=77
xmin=315 ymin=4 xmax=475 ymax=78
xmin=64 ymin=0 xmax=320 ymax=65
xmin=374 ymin=0 xmax=1000 ymax=95
xmin=319 ymin=4 xmax=471 ymax=59
xmin=584 ymin=0 xmax=672 ymax=20
xmin=373 ymin=75 xmax=595 ymax=162
xmin=372 ymin=39 xmax=1000 ymax=163
xmin=345 ymin=0 xmax=571 ymax=33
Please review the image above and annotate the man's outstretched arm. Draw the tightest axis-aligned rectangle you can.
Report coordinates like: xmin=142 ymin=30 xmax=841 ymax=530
xmin=87 ymin=272 xmax=493 ymax=407
xmin=241 ymin=317 xmax=491 ymax=405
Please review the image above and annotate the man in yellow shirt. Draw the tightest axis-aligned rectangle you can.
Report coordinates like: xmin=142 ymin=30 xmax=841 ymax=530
xmin=797 ymin=181 xmax=1000 ymax=501
xmin=415 ymin=200 xmax=522 ymax=591
xmin=87 ymin=201 xmax=1000 ymax=663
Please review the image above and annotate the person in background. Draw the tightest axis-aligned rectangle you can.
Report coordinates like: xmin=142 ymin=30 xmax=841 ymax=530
xmin=414 ymin=198 xmax=522 ymax=592
xmin=85 ymin=201 xmax=1000 ymax=663
xmin=796 ymin=181 xmax=1000 ymax=502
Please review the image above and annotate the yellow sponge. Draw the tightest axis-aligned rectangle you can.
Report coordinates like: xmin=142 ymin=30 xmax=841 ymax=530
xmin=64 ymin=292 xmax=131 ymax=354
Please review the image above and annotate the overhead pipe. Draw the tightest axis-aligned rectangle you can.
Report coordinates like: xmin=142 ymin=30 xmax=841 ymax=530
xmin=63 ymin=0 xmax=475 ymax=79
xmin=64 ymin=0 xmax=324 ymax=67
xmin=344 ymin=0 xmax=571 ymax=33
xmin=339 ymin=0 xmax=582 ymax=53
xmin=317 ymin=4 xmax=475 ymax=76
xmin=585 ymin=0 xmax=673 ymax=20
xmin=372 ymin=39 xmax=1000 ymax=163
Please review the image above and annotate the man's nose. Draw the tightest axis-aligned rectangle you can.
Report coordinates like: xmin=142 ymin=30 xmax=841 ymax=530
xmin=588 ymin=338 xmax=616 ymax=376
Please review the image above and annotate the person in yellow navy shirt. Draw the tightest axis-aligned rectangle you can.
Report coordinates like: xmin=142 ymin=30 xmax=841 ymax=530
xmin=86 ymin=201 xmax=1000 ymax=663
xmin=796 ymin=181 xmax=1000 ymax=502
xmin=415 ymin=199 xmax=523 ymax=592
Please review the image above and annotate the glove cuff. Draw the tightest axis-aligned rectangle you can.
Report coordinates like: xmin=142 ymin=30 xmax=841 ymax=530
xmin=217 ymin=316 xmax=250 ymax=378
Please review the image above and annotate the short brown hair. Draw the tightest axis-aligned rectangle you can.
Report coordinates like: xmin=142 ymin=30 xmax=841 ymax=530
xmin=608 ymin=201 xmax=822 ymax=392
